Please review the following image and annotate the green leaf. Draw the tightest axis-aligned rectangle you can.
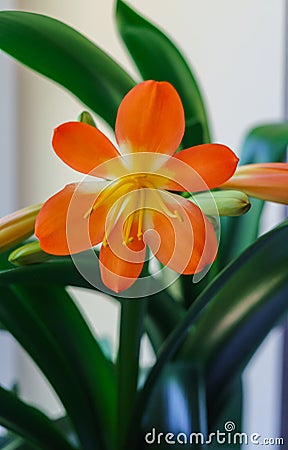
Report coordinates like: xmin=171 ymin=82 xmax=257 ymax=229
xmin=115 ymin=0 xmax=211 ymax=147
xmin=132 ymin=219 xmax=288 ymax=436
xmin=0 ymin=434 xmax=35 ymax=450
xmin=239 ymin=122 xmax=288 ymax=165
xmin=178 ymin=219 xmax=288 ymax=408
xmin=137 ymin=363 xmax=207 ymax=450
xmin=0 ymin=11 xmax=135 ymax=128
xmin=0 ymin=386 xmax=75 ymax=450
xmin=0 ymin=285 xmax=115 ymax=450
xmin=117 ymin=299 xmax=146 ymax=450
xmin=145 ymin=290 xmax=185 ymax=353
xmin=219 ymin=122 xmax=288 ymax=267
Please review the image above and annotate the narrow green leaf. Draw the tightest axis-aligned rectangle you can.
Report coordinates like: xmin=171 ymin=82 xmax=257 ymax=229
xmin=117 ymin=299 xmax=146 ymax=450
xmin=0 ymin=285 xmax=113 ymax=450
xmin=115 ymin=0 xmax=211 ymax=147
xmin=0 ymin=11 xmax=135 ymax=128
xmin=179 ymin=219 xmax=288 ymax=405
xmin=132 ymin=219 xmax=288 ymax=438
xmin=0 ymin=258 xmax=93 ymax=289
xmin=0 ymin=386 xmax=75 ymax=450
xmin=135 ymin=363 xmax=207 ymax=450
xmin=0 ymin=434 xmax=35 ymax=450
xmin=145 ymin=290 xmax=185 ymax=354
xmin=19 ymin=285 xmax=117 ymax=449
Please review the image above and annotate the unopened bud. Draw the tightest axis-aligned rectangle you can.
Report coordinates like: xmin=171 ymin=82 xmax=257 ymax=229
xmin=78 ymin=111 xmax=97 ymax=127
xmin=8 ymin=241 xmax=51 ymax=266
xmin=0 ymin=204 xmax=42 ymax=253
xmin=191 ymin=190 xmax=251 ymax=216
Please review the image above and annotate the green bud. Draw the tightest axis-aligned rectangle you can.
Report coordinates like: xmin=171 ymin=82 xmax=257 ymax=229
xmin=9 ymin=241 xmax=52 ymax=266
xmin=191 ymin=190 xmax=251 ymax=216
xmin=78 ymin=111 xmax=97 ymax=127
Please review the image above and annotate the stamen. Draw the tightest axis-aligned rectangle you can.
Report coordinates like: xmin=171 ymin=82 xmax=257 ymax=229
xmin=144 ymin=180 xmax=183 ymax=221
xmin=103 ymin=199 xmax=124 ymax=247
xmin=137 ymin=190 xmax=145 ymax=240
xmin=83 ymin=177 xmax=135 ymax=219
xmin=123 ymin=211 xmax=135 ymax=246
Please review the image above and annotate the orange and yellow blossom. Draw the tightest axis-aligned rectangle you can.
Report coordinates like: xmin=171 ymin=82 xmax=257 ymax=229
xmin=220 ymin=163 xmax=288 ymax=205
xmin=35 ymin=80 xmax=239 ymax=293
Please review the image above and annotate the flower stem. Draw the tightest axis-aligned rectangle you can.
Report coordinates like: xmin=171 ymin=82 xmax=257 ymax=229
xmin=116 ymin=297 xmax=146 ymax=450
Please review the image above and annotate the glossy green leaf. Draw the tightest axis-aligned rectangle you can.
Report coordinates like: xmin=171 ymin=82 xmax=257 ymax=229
xmin=132 ymin=219 xmax=288 ymax=436
xmin=136 ymin=363 xmax=207 ymax=450
xmin=0 ymin=434 xmax=34 ymax=450
xmin=115 ymin=0 xmax=211 ymax=147
xmin=178 ymin=219 xmax=288 ymax=408
xmin=145 ymin=291 xmax=185 ymax=353
xmin=0 ymin=285 xmax=114 ymax=450
xmin=219 ymin=122 xmax=288 ymax=267
xmin=0 ymin=11 xmax=135 ymax=128
xmin=207 ymin=377 xmax=242 ymax=448
xmin=239 ymin=122 xmax=288 ymax=165
xmin=0 ymin=386 xmax=75 ymax=450
xmin=117 ymin=299 xmax=146 ymax=449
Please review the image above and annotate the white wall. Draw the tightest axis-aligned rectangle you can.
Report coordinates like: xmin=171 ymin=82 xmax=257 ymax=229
xmin=5 ymin=0 xmax=286 ymax=440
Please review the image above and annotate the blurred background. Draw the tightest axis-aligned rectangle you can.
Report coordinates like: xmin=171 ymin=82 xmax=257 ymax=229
xmin=0 ymin=0 xmax=286 ymax=447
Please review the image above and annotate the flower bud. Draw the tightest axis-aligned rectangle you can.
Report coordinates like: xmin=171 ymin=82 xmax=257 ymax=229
xmin=0 ymin=204 xmax=42 ymax=253
xmin=8 ymin=241 xmax=51 ymax=266
xmin=220 ymin=163 xmax=288 ymax=204
xmin=191 ymin=190 xmax=251 ymax=216
xmin=78 ymin=111 xmax=97 ymax=127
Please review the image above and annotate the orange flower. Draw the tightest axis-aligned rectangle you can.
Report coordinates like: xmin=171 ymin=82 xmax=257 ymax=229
xmin=35 ymin=80 xmax=238 ymax=293
xmin=220 ymin=163 xmax=288 ymax=204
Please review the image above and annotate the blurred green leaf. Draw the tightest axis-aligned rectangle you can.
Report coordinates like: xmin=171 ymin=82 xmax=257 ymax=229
xmin=239 ymin=122 xmax=288 ymax=165
xmin=138 ymin=363 xmax=207 ymax=450
xmin=0 ymin=434 xmax=35 ymax=450
xmin=219 ymin=122 xmax=288 ymax=267
xmin=0 ymin=11 xmax=135 ymax=128
xmin=207 ymin=377 xmax=242 ymax=448
xmin=115 ymin=0 xmax=211 ymax=147
xmin=178 ymin=219 xmax=288 ymax=412
xmin=0 ymin=285 xmax=114 ymax=450
xmin=145 ymin=291 xmax=184 ymax=354
xmin=0 ymin=386 xmax=75 ymax=450
xmin=132 ymin=219 xmax=288 ymax=436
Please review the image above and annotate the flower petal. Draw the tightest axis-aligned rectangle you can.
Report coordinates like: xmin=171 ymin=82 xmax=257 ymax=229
xmin=52 ymin=122 xmax=126 ymax=178
xmin=35 ymin=182 xmax=109 ymax=255
xmin=115 ymin=80 xmax=185 ymax=155
xmin=160 ymin=144 xmax=239 ymax=192
xmin=99 ymin=219 xmax=145 ymax=293
xmin=220 ymin=163 xmax=288 ymax=204
xmin=144 ymin=193 xmax=218 ymax=274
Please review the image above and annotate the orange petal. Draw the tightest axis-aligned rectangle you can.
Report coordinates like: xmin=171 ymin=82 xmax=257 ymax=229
xmin=52 ymin=122 xmax=126 ymax=178
xmin=35 ymin=182 xmax=109 ymax=255
xmin=115 ymin=80 xmax=185 ymax=155
xmin=160 ymin=144 xmax=239 ymax=192
xmin=220 ymin=163 xmax=288 ymax=204
xmin=99 ymin=219 xmax=145 ymax=293
xmin=144 ymin=193 xmax=218 ymax=274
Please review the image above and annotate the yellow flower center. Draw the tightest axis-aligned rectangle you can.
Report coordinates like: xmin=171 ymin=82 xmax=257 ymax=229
xmin=84 ymin=173 xmax=183 ymax=247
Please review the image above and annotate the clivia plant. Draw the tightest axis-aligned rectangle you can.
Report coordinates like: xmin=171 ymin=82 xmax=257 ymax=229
xmin=0 ymin=1 xmax=288 ymax=449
